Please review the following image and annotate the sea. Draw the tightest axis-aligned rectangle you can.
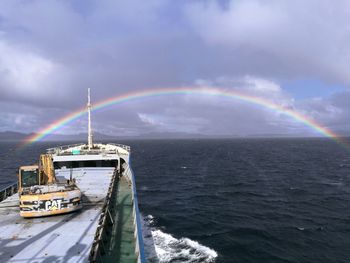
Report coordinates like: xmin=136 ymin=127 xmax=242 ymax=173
xmin=1 ymin=138 xmax=350 ymax=263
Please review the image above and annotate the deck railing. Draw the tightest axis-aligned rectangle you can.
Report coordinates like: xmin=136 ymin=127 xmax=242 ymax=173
xmin=47 ymin=143 xmax=130 ymax=156
xmin=46 ymin=143 xmax=85 ymax=154
xmin=89 ymin=169 xmax=118 ymax=262
xmin=109 ymin=143 xmax=131 ymax=153
xmin=89 ymin=162 xmax=145 ymax=263
xmin=0 ymin=182 xmax=18 ymax=202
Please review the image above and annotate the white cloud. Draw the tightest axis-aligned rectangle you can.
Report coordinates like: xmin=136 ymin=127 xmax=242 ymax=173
xmin=186 ymin=1 xmax=286 ymax=46
xmin=128 ymin=76 xmax=319 ymax=136
xmin=185 ymin=0 xmax=350 ymax=85
xmin=0 ymin=0 xmax=349 ymax=136
xmin=194 ymin=75 xmax=292 ymax=106
xmin=243 ymin=76 xmax=280 ymax=93
xmin=138 ymin=111 xmax=209 ymax=134
xmin=0 ymin=40 xmax=54 ymax=93
xmin=138 ymin=113 xmax=163 ymax=126
xmin=141 ymin=76 xmax=350 ymax=136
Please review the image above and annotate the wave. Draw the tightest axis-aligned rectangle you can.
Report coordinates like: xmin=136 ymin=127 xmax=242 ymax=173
xmin=143 ymin=215 xmax=218 ymax=263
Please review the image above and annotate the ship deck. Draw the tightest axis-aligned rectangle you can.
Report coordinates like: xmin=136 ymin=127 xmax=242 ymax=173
xmin=0 ymin=167 xmax=115 ymax=263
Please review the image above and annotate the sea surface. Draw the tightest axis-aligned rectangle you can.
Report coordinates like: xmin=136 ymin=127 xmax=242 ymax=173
xmin=1 ymin=138 xmax=350 ymax=263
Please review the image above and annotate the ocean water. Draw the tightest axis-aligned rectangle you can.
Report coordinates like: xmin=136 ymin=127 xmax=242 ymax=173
xmin=1 ymin=139 xmax=350 ymax=262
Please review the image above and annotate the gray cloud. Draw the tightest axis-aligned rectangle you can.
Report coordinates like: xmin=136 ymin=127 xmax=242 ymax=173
xmin=297 ymin=91 xmax=350 ymax=134
xmin=0 ymin=0 xmax=349 ymax=137
xmin=185 ymin=0 xmax=350 ymax=85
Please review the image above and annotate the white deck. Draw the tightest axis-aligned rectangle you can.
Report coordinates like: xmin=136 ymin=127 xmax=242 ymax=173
xmin=0 ymin=167 xmax=115 ymax=263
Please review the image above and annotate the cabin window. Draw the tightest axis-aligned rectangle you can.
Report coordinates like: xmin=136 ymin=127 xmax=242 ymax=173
xmin=54 ymin=160 xmax=118 ymax=169
xmin=21 ymin=169 xmax=39 ymax=187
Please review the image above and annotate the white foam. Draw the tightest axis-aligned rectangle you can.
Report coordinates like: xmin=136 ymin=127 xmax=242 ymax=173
xmin=142 ymin=215 xmax=218 ymax=263
xmin=182 ymin=237 xmax=218 ymax=258
xmin=151 ymin=229 xmax=218 ymax=263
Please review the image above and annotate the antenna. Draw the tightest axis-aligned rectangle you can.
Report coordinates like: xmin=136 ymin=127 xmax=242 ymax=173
xmin=87 ymin=88 xmax=93 ymax=150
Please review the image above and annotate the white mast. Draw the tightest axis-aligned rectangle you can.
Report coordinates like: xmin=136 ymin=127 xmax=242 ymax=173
xmin=87 ymin=88 xmax=93 ymax=150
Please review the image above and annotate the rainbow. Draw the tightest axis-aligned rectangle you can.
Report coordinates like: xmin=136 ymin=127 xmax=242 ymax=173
xmin=21 ymin=87 xmax=346 ymax=147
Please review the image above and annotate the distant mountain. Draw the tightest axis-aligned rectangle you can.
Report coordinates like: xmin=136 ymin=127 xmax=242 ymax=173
xmin=0 ymin=131 xmax=124 ymax=142
xmin=1 ymin=130 xmax=348 ymax=142
xmin=35 ymin=132 xmax=119 ymax=141
xmin=0 ymin=131 xmax=213 ymax=142
xmin=135 ymin=132 xmax=209 ymax=139
xmin=0 ymin=131 xmax=28 ymax=141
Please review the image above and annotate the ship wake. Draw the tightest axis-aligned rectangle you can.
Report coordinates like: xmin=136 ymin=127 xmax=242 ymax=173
xmin=143 ymin=215 xmax=218 ymax=263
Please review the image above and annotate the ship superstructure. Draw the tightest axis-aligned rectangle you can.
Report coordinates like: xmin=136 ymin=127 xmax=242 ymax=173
xmin=0 ymin=90 xmax=146 ymax=263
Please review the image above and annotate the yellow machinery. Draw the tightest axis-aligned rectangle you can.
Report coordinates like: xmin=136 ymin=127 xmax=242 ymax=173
xmin=18 ymin=154 xmax=82 ymax=218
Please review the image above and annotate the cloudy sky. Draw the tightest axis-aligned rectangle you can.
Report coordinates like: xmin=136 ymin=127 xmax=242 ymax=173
xmin=1 ymin=0 xmax=350 ymax=137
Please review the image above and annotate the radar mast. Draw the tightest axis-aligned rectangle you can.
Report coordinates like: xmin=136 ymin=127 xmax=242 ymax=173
xmin=87 ymin=88 xmax=93 ymax=150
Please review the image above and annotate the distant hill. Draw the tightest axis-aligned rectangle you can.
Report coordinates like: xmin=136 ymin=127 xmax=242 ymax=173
xmin=134 ymin=132 xmax=210 ymax=139
xmin=0 ymin=130 xmax=348 ymax=142
xmin=35 ymin=132 xmax=120 ymax=141
xmin=0 ymin=131 xmax=123 ymax=142
xmin=0 ymin=131 xmax=211 ymax=141
xmin=0 ymin=131 xmax=28 ymax=141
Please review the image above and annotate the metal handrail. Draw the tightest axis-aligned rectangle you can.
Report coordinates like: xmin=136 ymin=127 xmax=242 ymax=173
xmin=46 ymin=143 xmax=85 ymax=153
xmin=0 ymin=182 xmax=18 ymax=202
xmin=89 ymin=169 xmax=118 ymax=262
xmin=89 ymin=163 xmax=145 ymax=263
xmin=107 ymin=143 xmax=131 ymax=152
xmin=47 ymin=143 xmax=130 ymax=155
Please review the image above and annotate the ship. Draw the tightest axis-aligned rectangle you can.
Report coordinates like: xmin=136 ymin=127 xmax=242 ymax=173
xmin=0 ymin=89 xmax=146 ymax=263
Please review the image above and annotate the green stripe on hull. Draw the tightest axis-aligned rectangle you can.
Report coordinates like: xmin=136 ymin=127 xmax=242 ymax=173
xmin=101 ymin=177 xmax=137 ymax=263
